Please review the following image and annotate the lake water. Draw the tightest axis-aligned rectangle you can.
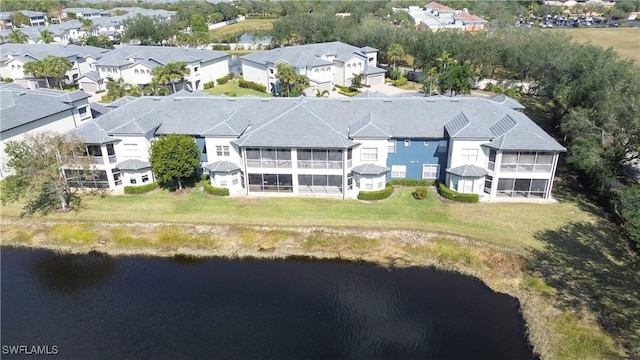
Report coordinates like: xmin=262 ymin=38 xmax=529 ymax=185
xmin=1 ymin=247 xmax=535 ymax=359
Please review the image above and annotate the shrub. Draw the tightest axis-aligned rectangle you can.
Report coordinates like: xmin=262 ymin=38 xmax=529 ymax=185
xmin=199 ymin=173 xmax=209 ymax=181
xmin=204 ymin=183 xmax=229 ymax=196
xmin=413 ymin=187 xmax=429 ymax=200
xmin=124 ymin=182 xmax=158 ymax=194
xmin=238 ymin=78 xmax=267 ymax=92
xmin=211 ymin=44 xmax=232 ymax=50
xmin=436 ymin=182 xmax=479 ymax=202
xmin=390 ymin=67 xmax=403 ymax=80
xmin=216 ymin=73 xmax=234 ymax=85
xmin=223 ymin=91 xmax=236 ymax=97
xmin=358 ymin=184 xmax=394 ymax=200
xmin=1 ymin=77 xmax=13 ymax=83
xmin=203 ymin=81 xmax=215 ymax=89
xmin=394 ymin=77 xmax=408 ymax=87
xmin=227 ymin=72 xmax=235 ymax=80
xmin=388 ymin=179 xmax=434 ymax=186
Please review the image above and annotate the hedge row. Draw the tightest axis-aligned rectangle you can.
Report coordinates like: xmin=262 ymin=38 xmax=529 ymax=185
xmin=238 ymin=78 xmax=267 ymax=93
xmin=211 ymin=44 xmax=232 ymax=50
xmin=436 ymin=182 xmax=479 ymax=203
xmin=203 ymin=81 xmax=215 ymax=89
xmin=216 ymin=73 xmax=235 ymax=85
xmin=388 ymin=179 xmax=434 ymax=186
xmin=204 ymin=183 xmax=230 ymax=196
xmin=357 ymin=184 xmax=393 ymax=200
xmin=124 ymin=182 xmax=157 ymax=194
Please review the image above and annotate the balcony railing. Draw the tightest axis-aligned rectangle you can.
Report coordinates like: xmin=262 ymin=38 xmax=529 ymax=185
xmin=499 ymin=164 xmax=552 ymax=173
xmin=246 ymin=159 xmax=292 ymax=168
xmin=108 ymin=155 xmax=117 ymax=164
xmin=297 ymin=160 xmax=343 ymax=169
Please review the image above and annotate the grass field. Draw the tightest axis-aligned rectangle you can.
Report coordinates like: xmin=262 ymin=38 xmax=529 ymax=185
xmin=210 ymin=19 xmax=275 ymax=38
xmin=559 ymin=28 xmax=640 ymax=63
xmin=203 ymin=79 xmax=272 ymax=97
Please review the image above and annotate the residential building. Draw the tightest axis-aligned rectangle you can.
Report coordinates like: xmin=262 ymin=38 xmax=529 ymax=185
xmin=0 ymin=11 xmax=49 ymax=27
xmin=406 ymin=2 xmax=488 ymax=32
xmin=62 ymin=94 xmax=565 ymax=202
xmin=62 ymin=8 xmax=108 ymax=20
xmin=0 ymin=44 xmax=109 ymax=89
xmin=0 ymin=84 xmax=93 ymax=178
xmin=241 ymin=41 xmax=386 ymax=94
xmin=94 ymin=46 xmax=230 ymax=91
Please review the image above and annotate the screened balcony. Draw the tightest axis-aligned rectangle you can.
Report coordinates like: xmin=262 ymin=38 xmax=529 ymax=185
xmin=246 ymin=148 xmax=292 ymax=169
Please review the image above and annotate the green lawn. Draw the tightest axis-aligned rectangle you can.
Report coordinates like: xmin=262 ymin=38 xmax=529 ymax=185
xmin=203 ymin=79 xmax=272 ymax=97
xmin=210 ymin=19 xmax=275 ymax=38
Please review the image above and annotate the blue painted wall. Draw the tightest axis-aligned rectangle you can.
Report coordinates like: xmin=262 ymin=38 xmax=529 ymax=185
xmin=386 ymin=138 xmax=448 ymax=181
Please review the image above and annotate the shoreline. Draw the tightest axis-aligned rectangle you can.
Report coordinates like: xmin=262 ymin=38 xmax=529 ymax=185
xmin=0 ymin=218 xmax=623 ymax=359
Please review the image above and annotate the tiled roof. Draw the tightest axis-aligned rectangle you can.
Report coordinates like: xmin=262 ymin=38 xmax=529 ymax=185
xmin=116 ymin=159 xmax=151 ymax=170
xmin=241 ymin=41 xmax=373 ymax=68
xmin=446 ymin=164 xmax=488 ymax=177
xmin=203 ymin=160 xmax=241 ymax=173
xmin=78 ymin=71 xmax=101 ymax=82
xmin=64 ymin=95 xmax=565 ymax=152
xmin=352 ymin=163 xmax=390 ymax=175
xmin=487 ymin=94 xmax=524 ymax=110
xmin=95 ymin=46 xmax=228 ymax=67
xmin=0 ymin=44 xmax=109 ymax=63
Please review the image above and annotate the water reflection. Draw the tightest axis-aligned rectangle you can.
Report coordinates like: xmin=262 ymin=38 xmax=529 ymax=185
xmin=32 ymin=251 xmax=117 ymax=293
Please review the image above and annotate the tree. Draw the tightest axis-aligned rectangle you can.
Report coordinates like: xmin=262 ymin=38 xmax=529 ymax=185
xmin=122 ymin=15 xmax=178 ymax=45
xmin=190 ymin=14 xmax=208 ymax=34
xmin=7 ymin=29 xmax=28 ymax=43
xmin=9 ymin=12 xmax=30 ymax=28
xmin=617 ymin=184 xmax=640 ymax=248
xmin=38 ymin=29 xmax=54 ymax=44
xmin=85 ymin=35 xmax=114 ymax=49
xmin=387 ymin=43 xmax=405 ymax=69
xmin=350 ymin=72 xmax=364 ymax=89
xmin=151 ymin=62 xmax=190 ymax=93
xmin=106 ymin=77 xmax=130 ymax=100
xmin=0 ymin=131 xmax=93 ymax=216
xmin=80 ymin=18 xmax=94 ymax=34
xmin=438 ymin=63 xmax=474 ymax=96
xmin=42 ymin=56 xmax=72 ymax=90
xmin=149 ymin=134 xmax=201 ymax=190
xmin=23 ymin=60 xmax=48 ymax=88
xmin=144 ymin=80 xmax=170 ymax=96
xmin=421 ymin=66 xmax=439 ymax=95
xmin=436 ymin=50 xmax=458 ymax=76
xmin=275 ymin=62 xmax=309 ymax=97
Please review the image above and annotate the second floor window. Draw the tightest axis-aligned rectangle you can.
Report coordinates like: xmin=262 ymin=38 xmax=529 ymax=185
xmin=216 ymin=145 xmax=230 ymax=157
xmin=462 ymin=148 xmax=478 ymax=162
xmin=361 ymin=147 xmax=377 ymax=161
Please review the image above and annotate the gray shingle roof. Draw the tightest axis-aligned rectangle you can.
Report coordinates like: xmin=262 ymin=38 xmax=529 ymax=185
xmin=0 ymin=88 xmax=89 ymax=132
xmin=66 ymin=95 xmax=565 ymax=152
xmin=78 ymin=71 xmax=102 ymax=82
xmin=203 ymin=160 xmax=241 ymax=173
xmin=363 ymin=64 xmax=386 ymax=75
xmin=488 ymin=94 xmax=525 ymax=110
xmin=241 ymin=41 xmax=372 ymax=68
xmin=66 ymin=121 xmax=118 ymax=144
xmin=0 ymin=44 xmax=109 ymax=64
xmin=446 ymin=164 xmax=488 ymax=177
xmin=352 ymin=163 xmax=390 ymax=175
xmin=95 ymin=46 xmax=228 ymax=68
xmin=116 ymin=159 xmax=151 ymax=171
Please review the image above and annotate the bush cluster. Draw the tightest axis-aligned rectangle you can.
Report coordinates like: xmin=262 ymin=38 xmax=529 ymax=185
xmin=413 ymin=187 xmax=429 ymax=200
xmin=223 ymin=91 xmax=236 ymax=97
xmin=436 ymin=182 xmax=479 ymax=203
xmin=216 ymin=73 xmax=235 ymax=85
xmin=357 ymin=184 xmax=393 ymax=200
xmin=394 ymin=77 xmax=408 ymax=87
xmin=238 ymin=78 xmax=267 ymax=92
xmin=388 ymin=179 xmax=434 ymax=186
xmin=124 ymin=182 xmax=158 ymax=194
xmin=204 ymin=183 xmax=229 ymax=196
xmin=203 ymin=81 xmax=215 ymax=89
xmin=211 ymin=44 xmax=232 ymax=50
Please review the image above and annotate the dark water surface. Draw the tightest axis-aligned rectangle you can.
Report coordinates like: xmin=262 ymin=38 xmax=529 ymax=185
xmin=1 ymin=247 xmax=535 ymax=359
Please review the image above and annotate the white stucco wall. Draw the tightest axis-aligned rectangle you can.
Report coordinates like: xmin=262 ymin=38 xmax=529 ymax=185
xmin=203 ymin=137 xmax=242 ymax=165
xmin=188 ymin=57 xmax=230 ymax=90
xmin=113 ymin=135 xmax=151 ymax=161
xmin=351 ymin=139 xmax=389 ymax=169
xmin=447 ymin=139 xmax=489 ymax=169
xmin=241 ymin=61 xmax=267 ymax=89
xmin=121 ymin=64 xmax=153 ymax=86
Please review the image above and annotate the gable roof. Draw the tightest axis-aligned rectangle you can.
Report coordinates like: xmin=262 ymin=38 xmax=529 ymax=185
xmin=241 ymin=41 xmax=373 ymax=68
xmin=95 ymin=46 xmax=229 ymax=68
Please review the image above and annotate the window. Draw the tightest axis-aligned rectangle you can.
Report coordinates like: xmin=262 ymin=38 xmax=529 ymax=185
xmin=193 ymin=67 xmax=198 ymax=72
xmin=388 ymin=140 xmax=396 ymax=153
xmin=424 ymin=141 xmax=429 ymax=147
xmin=463 ymin=179 xmax=474 ymax=193
xmin=361 ymin=147 xmax=377 ymax=161
xmin=422 ymin=164 xmax=438 ymax=179
xmin=438 ymin=142 xmax=448 ymax=153
xmin=366 ymin=183 xmax=373 ymax=190
xmin=142 ymin=175 xmax=149 ymax=183
xmin=391 ymin=165 xmax=406 ymax=178
xmin=232 ymin=178 xmax=239 ymax=185
xmin=461 ymin=148 xmax=478 ymax=162
xmin=216 ymin=145 xmax=230 ymax=157
xmin=484 ymin=175 xmax=492 ymax=194
xmin=135 ymin=69 xmax=139 ymax=74
xmin=404 ymin=139 xmax=411 ymax=147
xmin=220 ymin=180 xmax=227 ymax=187
xmin=130 ymin=178 xmax=137 ymax=185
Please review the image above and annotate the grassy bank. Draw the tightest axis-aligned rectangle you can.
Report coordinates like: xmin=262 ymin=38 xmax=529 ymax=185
xmin=203 ymin=79 xmax=272 ymax=97
xmin=559 ymin=28 xmax=640 ymax=63
xmin=2 ymin=185 xmax=638 ymax=358
xmin=211 ymin=19 xmax=275 ymax=38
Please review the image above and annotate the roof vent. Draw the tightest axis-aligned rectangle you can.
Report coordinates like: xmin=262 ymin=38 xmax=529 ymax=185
xmin=261 ymin=99 xmax=270 ymax=102
xmin=426 ymin=99 xmax=436 ymax=102
xmin=341 ymin=99 xmax=351 ymax=103
xmin=450 ymin=99 xmax=460 ymax=102
xmin=383 ymin=99 xmax=393 ymax=103
xmin=174 ymin=98 xmax=182 ymax=101
xmin=152 ymin=98 xmax=161 ymax=101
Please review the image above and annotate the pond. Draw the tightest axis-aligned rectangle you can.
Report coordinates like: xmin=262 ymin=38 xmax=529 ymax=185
xmin=1 ymin=247 xmax=535 ymax=359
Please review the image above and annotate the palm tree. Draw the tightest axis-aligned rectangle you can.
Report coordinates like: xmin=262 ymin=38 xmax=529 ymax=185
xmin=7 ymin=29 xmax=29 ymax=44
xmin=152 ymin=62 xmax=190 ymax=93
xmin=42 ymin=56 xmax=72 ymax=90
xmin=38 ymin=29 xmax=54 ymax=44
xmin=23 ymin=60 xmax=47 ymax=88
xmin=106 ymin=77 xmax=129 ymax=100
xmin=387 ymin=43 xmax=405 ymax=69
xmin=80 ymin=18 xmax=94 ymax=35
xmin=127 ymin=84 xmax=143 ymax=97
xmin=144 ymin=80 xmax=169 ymax=96
xmin=436 ymin=50 xmax=457 ymax=76
xmin=275 ymin=62 xmax=298 ymax=97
